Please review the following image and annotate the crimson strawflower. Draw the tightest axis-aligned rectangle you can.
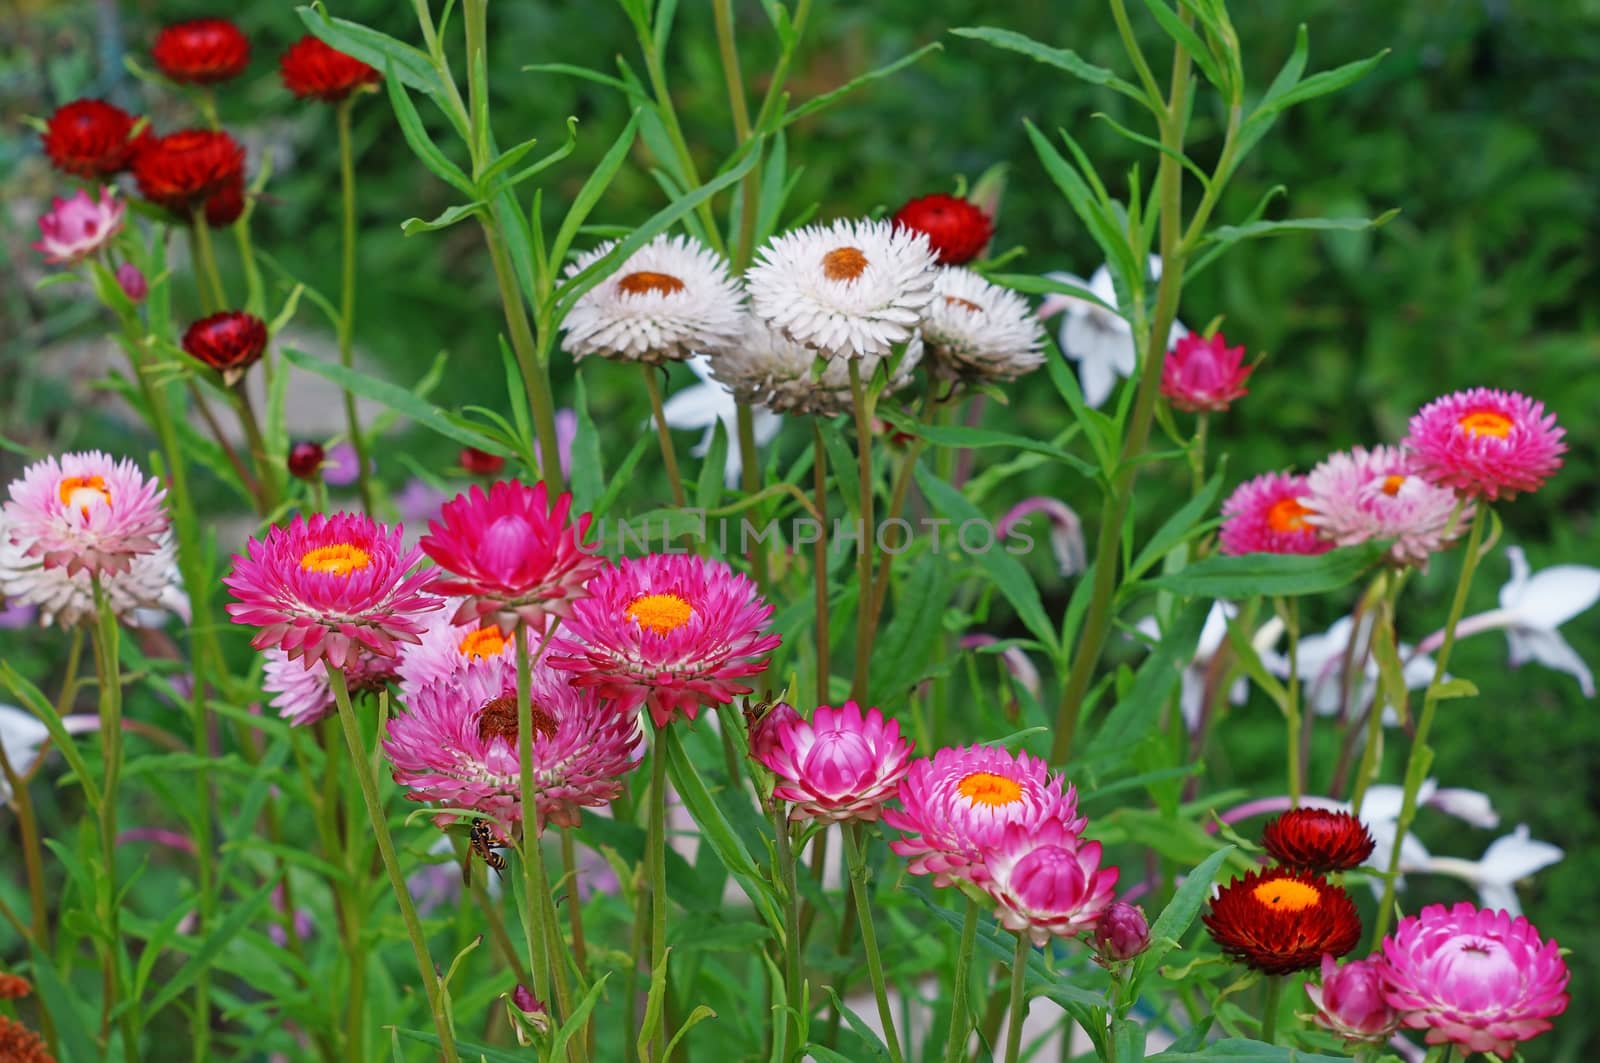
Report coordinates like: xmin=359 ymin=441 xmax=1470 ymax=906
xmin=891 ymin=193 xmax=994 ymax=265
xmin=132 ymin=129 xmax=244 ymax=214
xmin=40 ymin=99 xmax=143 ymax=179
xmin=280 ymin=35 xmax=381 ymax=102
xmin=182 ymin=311 xmax=267 ymax=385
xmin=1203 ymin=868 xmax=1361 ymax=974
xmin=152 ymin=19 xmax=250 ymax=84
xmin=1262 ymin=807 xmax=1376 ymax=872
xmin=204 ymin=174 xmax=246 ymax=227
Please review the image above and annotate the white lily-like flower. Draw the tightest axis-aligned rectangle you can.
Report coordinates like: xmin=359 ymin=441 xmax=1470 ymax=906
xmin=1299 ymin=779 xmax=1501 ymax=891
xmin=1038 ymin=256 xmax=1186 ymax=409
xmin=1421 ymin=824 xmax=1563 ymax=917
xmin=1137 ymin=602 xmax=1283 ymax=732
xmin=1272 ymin=614 xmax=1440 ymax=724
xmin=656 ymin=355 xmax=783 ymax=487
xmin=1496 ymin=546 xmax=1599 ymax=696
xmin=0 ymin=703 xmax=50 ymax=806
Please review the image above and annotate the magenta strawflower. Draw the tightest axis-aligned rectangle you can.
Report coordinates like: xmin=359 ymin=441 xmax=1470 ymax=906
xmin=753 ymin=701 xmax=913 ymax=822
xmin=2 ymin=451 xmax=169 ymax=577
xmin=1381 ymin=902 xmax=1570 ymax=1059
xmin=1218 ymin=471 xmax=1332 ymax=556
xmin=882 ymin=744 xmax=1083 ymax=887
xmin=381 ymin=656 xmax=641 ymax=836
xmin=262 ymin=647 xmax=397 ymax=727
xmin=33 ymin=187 xmax=125 ymax=265
xmin=1160 ymin=331 xmax=1253 ymax=412
xmin=1302 ymin=445 xmax=1470 ymax=567
xmin=419 ymin=480 xmax=601 ymax=633
xmin=395 ymin=600 xmax=521 ymax=706
xmin=223 ymin=511 xmax=440 ymax=670
xmin=1403 ymin=388 xmax=1566 ymax=500
xmin=547 ymin=553 xmax=780 ymax=728
xmin=980 ymin=818 xmax=1119 ymax=946
xmin=1305 ymin=954 xmax=1400 ymax=1044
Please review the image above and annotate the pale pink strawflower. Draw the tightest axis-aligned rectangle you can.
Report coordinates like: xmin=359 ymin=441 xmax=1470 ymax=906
xmin=116 ymin=262 xmax=148 ymax=302
xmin=3 ymin=451 xmax=169 ymax=576
xmin=33 ymin=187 xmax=124 ymax=264
xmin=547 ymin=553 xmax=780 ymax=728
xmin=883 ymin=744 xmax=1082 ymax=887
xmin=1219 ymin=471 xmax=1332 ymax=556
xmin=1302 ymin=445 xmax=1471 ymax=567
xmin=0 ymin=511 xmax=185 ymax=628
xmin=262 ymin=647 xmax=397 ymax=727
xmin=419 ymin=480 xmax=601 ymax=634
xmin=981 ymin=818 xmax=1119 ymax=946
xmin=1403 ymin=388 xmax=1566 ymax=500
xmin=1160 ymin=331 xmax=1253 ymax=412
xmin=754 ymin=701 xmax=913 ymax=822
xmin=1305 ymin=954 xmax=1400 ymax=1044
xmin=1092 ymin=902 xmax=1150 ymax=964
xmin=1381 ymin=901 xmax=1569 ymax=1059
xmin=224 ymin=512 xmax=440 ymax=670
xmin=381 ymin=656 xmax=641 ymax=836
xmin=395 ymin=598 xmax=521 ymax=706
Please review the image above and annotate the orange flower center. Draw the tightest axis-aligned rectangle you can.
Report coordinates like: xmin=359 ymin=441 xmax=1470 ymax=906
xmin=944 ymin=295 xmax=983 ymax=314
xmin=956 ymin=771 xmax=1024 ymax=807
xmin=1251 ymin=878 xmax=1322 ymax=912
xmin=477 ymin=695 xmax=558 ymax=745
xmin=822 ymin=246 xmax=869 ymax=282
xmin=1380 ymin=474 xmax=1407 ymax=496
xmin=1266 ymin=498 xmax=1312 ymax=534
xmin=458 ymin=626 xmax=509 ymax=659
xmin=617 ymin=270 xmax=686 ymax=296
xmin=625 ymin=593 xmax=694 ymax=636
xmin=299 ymin=543 xmax=372 ymax=576
xmin=58 ymin=475 xmax=112 ymax=514
xmin=1458 ymin=410 xmax=1512 ymax=439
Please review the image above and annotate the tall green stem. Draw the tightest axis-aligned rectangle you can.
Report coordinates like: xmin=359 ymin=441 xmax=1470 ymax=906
xmin=941 ymin=897 xmax=979 ymax=1063
xmin=481 ymin=221 xmax=567 ymax=491
xmin=841 ymin=824 xmax=903 ymax=1063
xmin=812 ymin=422 xmax=831 ymax=697
xmin=648 ymin=730 xmax=672 ymax=1057
xmin=188 ymin=210 xmax=226 ymax=312
xmin=1002 ymin=932 xmax=1029 ymax=1063
xmin=848 ymin=360 xmax=878 ymax=702
xmin=1260 ymin=975 xmax=1282 ymax=1044
xmin=1281 ymin=597 xmax=1302 ymax=806
xmin=514 ymin=625 xmax=552 ymax=1008
xmin=771 ymin=804 xmax=803 ymax=1057
xmin=642 ymin=365 xmax=689 ymax=508
xmin=335 ymin=100 xmax=376 ymax=515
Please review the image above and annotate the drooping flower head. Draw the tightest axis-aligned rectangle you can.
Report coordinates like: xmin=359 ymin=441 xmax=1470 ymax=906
xmin=1403 ymin=389 xmax=1566 ymax=500
xmin=754 ymin=701 xmax=912 ymax=822
xmin=560 ymin=234 xmax=745 ymax=364
xmin=262 ymin=646 xmax=398 ymax=727
xmin=40 ymin=99 xmax=143 ymax=179
xmin=708 ymin=315 xmax=922 ymax=416
xmin=1304 ymin=954 xmax=1400 ymax=1044
xmin=182 ymin=311 xmax=268 ymax=385
xmin=891 ymin=193 xmax=994 ymax=265
xmin=921 ymin=268 xmax=1045 ymax=383
xmin=547 ymin=553 xmax=780 ymax=728
xmin=280 ymin=35 xmax=381 ymax=101
xmin=1219 ymin=471 xmax=1332 ymax=557
xmin=1302 ymin=445 xmax=1471 ymax=566
xmin=981 ymin=819 xmax=1119 ymax=946
xmin=2 ymin=451 xmax=169 ymax=577
xmin=395 ymin=599 xmax=521 ymax=706
xmin=1161 ymin=331 xmax=1253 ymax=413
xmin=1381 ymin=902 xmax=1569 ymax=1059
xmin=419 ymin=480 xmax=601 ymax=633
xmin=883 ymin=743 xmax=1082 ymax=887
xmin=381 ymin=656 xmax=642 ymax=836
xmin=132 ymin=129 xmax=245 ymax=214
xmin=224 ymin=511 xmax=440 ymax=669
xmin=746 ymin=218 xmax=937 ymax=359
xmin=33 ymin=187 xmax=125 ymax=265
xmin=1203 ymin=867 xmax=1361 ymax=974
xmin=152 ymin=18 xmax=251 ymax=84
xmin=1262 ymin=808 xmax=1377 ymax=873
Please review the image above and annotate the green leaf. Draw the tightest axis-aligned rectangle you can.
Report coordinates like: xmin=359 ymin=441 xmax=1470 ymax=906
xmin=1140 ymin=0 xmax=1228 ymax=94
xmin=28 ymin=945 xmax=100 ymax=1063
xmin=296 ymin=7 xmax=442 ymax=99
xmin=877 ymin=407 xmax=1096 ymax=476
xmin=1206 ymin=209 xmax=1400 ymax=248
xmin=0 ymin=662 xmax=101 ymax=806
xmin=868 ymin=553 xmax=956 ymax=704
xmin=522 ymin=62 xmax=632 ymax=94
xmin=570 ymin=372 xmax=606 ymax=511
xmin=1023 ymin=121 xmax=1139 ymax=297
xmin=144 ymin=875 xmax=280 ymax=1018
xmin=382 ymin=61 xmax=476 ymax=196
xmin=548 ymin=973 xmax=611 ymax=1060
xmin=281 ymin=347 xmax=502 ymax=453
xmin=1083 ymin=599 xmax=1208 ymax=763
xmin=778 ymin=43 xmax=943 ymax=131
xmin=1127 ymin=472 xmax=1224 ymax=582
xmin=548 ymin=110 xmax=642 ymax=274
xmin=696 ymin=417 xmax=729 ymax=511
xmin=390 ymin=1029 xmax=528 ymax=1063
xmin=400 ymin=201 xmax=484 ymax=235
xmin=951 ymin=27 xmax=1149 ymax=105
xmin=1129 ymin=846 xmax=1234 ymax=1002
xmin=1255 ymin=49 xmax=1388 ymax=117
xmin=1150 ymin=542 xmax=1387 ymax=598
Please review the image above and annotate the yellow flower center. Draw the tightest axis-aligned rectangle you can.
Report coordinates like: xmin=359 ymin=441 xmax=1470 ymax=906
xmin=477 ymin=695 xmax=558 ymax=745
xmin=58 ymin=475 xmax=112 ymax=514
xmin=1458 ymin=410 xmax=1512 ymax=439
xmin=458 ymin=626 xmax=509 ymax=659
xmin=1266 ymin=498 xmax=1312 ymax=534
xmin=822 ymin=246 xmax=869 ymax=282
xmin=944 ymin=295 xmax=983 ymax=314
xmin=299 ymin=543 xmax=372 ymax=576
xmin=625 ymin=593 xmax=694 ymax=636
xmin=1380 ymin=474 xmax=1407 ymax=496
xmin=956 ymin=771 xmax=1024 ymax=807
xmin=1251 ymin=878 xmax=1322 ymax=912
xmin=617 ymin=270 xmax=686 ymax=296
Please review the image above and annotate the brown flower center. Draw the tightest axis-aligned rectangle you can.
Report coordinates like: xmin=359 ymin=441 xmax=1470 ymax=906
xmin=1458 ymin=410 xmax=1512 ymax=439
xmin=956 ymin=771 xmax=1023 ymax=807
xmin=1266 ymin=498 xmax=1312 ymax=534
xmin=822 ymin=246 xmax=869 ymax=282
xmin=944 ymin=295 xmax=983 ymax=314
xmin=1251 ymin=878 xmax=1321 ymax=912
xmin=476 ymin=695 xmax=558 ymax=746
xmin=458 ymin=626 xmax=509 ymax=659
xmin=625 ymin=593 xmax=694 ymax=636
xmin=58 ymin=474 xmax=112 ymax=514
xmin=617 ymin=270 xmax=686 ymax=296
xmin=299 ymin=543 xmax=372 ymax=576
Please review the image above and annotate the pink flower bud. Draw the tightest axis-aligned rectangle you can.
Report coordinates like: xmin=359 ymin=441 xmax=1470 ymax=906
xmin=1305 ymin=954 xmax=1400 ymax=1043
xmin=508 ymin=983 xmax=550 ymax=1042
xmin=1161 ymin=331 xmax=1253 ymax=413
xmin=1092 ymin=901 xmax=1150 ymax=963
xmin=745 ymin=700 xmax=800 ymax=763
xmin=116 ymin=262 xmax=148 ymax=302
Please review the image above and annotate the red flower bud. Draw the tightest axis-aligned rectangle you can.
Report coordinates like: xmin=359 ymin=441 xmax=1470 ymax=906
xmin=891 ymin=193 xmax=994 ymax=265
xmin=280 ymin=36 xmax=381 ymax=102
xmin=287 ymin=442 xmax=327 ymax=481
xmin=459 ymin=447 xmax=506 ymax=476
xmin=152 ymin=19 xmax=250 ymax=84
xmin=182 ymin=311 xmax=267 ymax=385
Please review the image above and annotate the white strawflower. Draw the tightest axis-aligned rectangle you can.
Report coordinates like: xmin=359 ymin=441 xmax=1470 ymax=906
xmin=922 ymin=267 xmax=1046 ymax=382
xmin=560 ymin=234 xmax=745 ymax=364
xmin=746 ymin=218 xmax=937 ymax=359
xmin=707 ymin=315 xmax=923 ymax=417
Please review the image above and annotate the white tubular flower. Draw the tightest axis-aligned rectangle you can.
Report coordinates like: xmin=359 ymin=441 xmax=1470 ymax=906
xmin=658 ymin=355 xmax=783 ymax=486
xmin=922 ymin=267 xmax=1045 ymax=383
xmin=1496 ymin=546 xmax=1600 ymax=696
xmin=0 ymin=704 xmax=50 ymax=806
xmin=1422 ymin=824 xmax=1564 ymax=918
xmin=1038 ymin=257 xmax=1187 ymax=408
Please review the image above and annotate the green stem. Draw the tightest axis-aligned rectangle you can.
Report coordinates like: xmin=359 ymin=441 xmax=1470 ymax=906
xmin=1002 ymin=933 xmax=1029 ymax=1063
xmin=842 ymin=824 xmax=903 ymax=1063
xmin=480 ymin=221 xmax=566 ymax=491
xmin=515 ymin=625 xmax=552 ymax=1006
xmin=326 ymin=670 xmax=458 ymax=1063
xmin=1348 ymin=574 xmax=1400 ymax=815
xmin=188 ymin=209 xmax=226 ymax=311
xmin=642 ymin=365 xmax=689 ymax=508
xmin=848 ymin=359 xmax=877 ymax=702
xmin=1188 ymin=412 xmax=1209 ymax=498
xmin=560 ymin=828 xmax=589 ymax=980
xmin=1260 ymin=975 xmax=1282 ymax=1044
xmin=632 ymin=17 xmax=724 ymax=255
xmin=335 ymin=100 xmax=376 ymax=515
xmin=90 ymin=581 xmax=139 ymax=1061
xmin=230 ymin=382 xmax=280 ymax=513
xmin=771 ymin=805 xmax=803 ymax=1058
xmin=736 ymin=405 xmax=770 ymax=590
xmin=812 ymin=421 xmax=831 ymax=699
xmin=941 ymin=897 xmax=979 ymax=1063
xmin=648 ymin=730 xmax=672 ymax=1058
xmin=531 ymin=835 xmax=577 ymax=1062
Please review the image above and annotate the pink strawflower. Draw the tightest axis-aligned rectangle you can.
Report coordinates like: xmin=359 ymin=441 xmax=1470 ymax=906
xmin=116 ymin=262 xmax=148 ymax=302
xmin=1219 ymin=471 xmax=1332 ymax=556
xmin=1302 ymin=445 xmax=1471 ymax=567
xmin=381 ymin=656 xmax=642 ymax=836
xmin=419 ymin=480 xmax=602 ymax=633
xmin=1305 ymin=954 xmax=1400 ymax=1044
xmin=1403 ymin=389 xmax=1566 ymax=500
xmin=2 ymin=451 xmax=169 ymax=576
xmin=0 ymin=512 xmax=185 ymax=629
xmin=262 ymin=647 xmax=397 ymax=727
xmin=1381 ymin=902 xmax=1569 ymax=1059
xmin=33 ymin=187 xmax=124 ymax=265
xmin=547 ymin=553 xmax=780 ymax=728
xmin=395 ymin=598 xmax=521 ymax=706
xmin=1161 ymin=331 xmax=1253 ymax=412
xmin=223 ymin=512 xmax=440 ymax=670
xmin=980 ymin=818 xmax=1119 ymax=946
xmin=753 ymin=701 xmax=913 ymax=822
xmin=882 ymin=744 xmax=1082 ymax=887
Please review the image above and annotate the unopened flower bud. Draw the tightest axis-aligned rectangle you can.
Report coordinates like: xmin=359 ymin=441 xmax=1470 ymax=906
xmin=287 ymin=441 xmax=325 ymax=481
xmin=1092 ymin=901 xmax=1150 ymax=964
xmin=508 ymin=984 xmax=550 ymax=1043
xmin=460 ymin=446 xmax=506 ymax=476
xmin=745 ymin=700 xmax=799 ymax=763
xmin=1304 ymin=955 xmax=1399 ymax=1043
xmin=117 ymin=262 xmax=148 ymax=302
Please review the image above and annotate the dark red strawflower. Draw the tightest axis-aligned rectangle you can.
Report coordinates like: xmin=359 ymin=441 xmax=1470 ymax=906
xmin=0 ymin=973 xmax=30 ymax=1000
xmin=183 ymin=311 xmax=268 ymax=385
xmin=891 ymin=193 xmax=994 ymax=265
xmin=459 ymin=447 xmax=506 ymax=476
xmin=280 ymin=36 xmax=381 ymax=102
xmin=40 ymin=99 xmax=143 ymax=179
xmin=152 ymin=19 xmax=250 ymax=84
xmin=204 ymin=173 xmax=246 ymax=227
xmin=1203 ymin=868 xmax=1361 ymax=975
xmin=132 ymin=129 xmax=244 ymax=214
xmin=287 ymin=442 xmax=326 ymax=481
xmin=1261 ymin=808 xmax=1376 ymax=873
xmin=0 ymin=1014 xmax=53 ymax=1063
